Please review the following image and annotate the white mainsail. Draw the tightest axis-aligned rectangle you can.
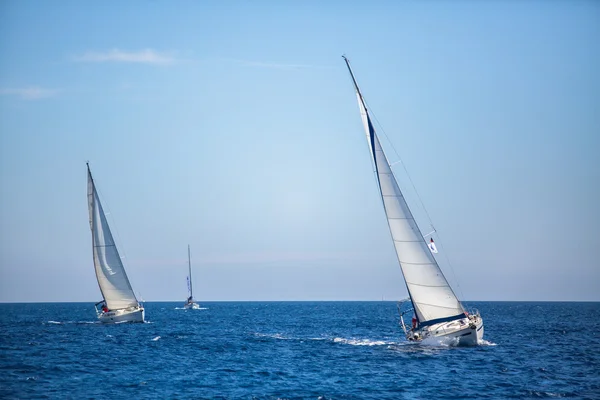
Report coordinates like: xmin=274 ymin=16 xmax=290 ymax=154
xmin=187 ymin=245 xmax=194 ymax=300
xmin=343 ymin=57 xmax=465 ymax=327
xmin=87 ymin=164 xmax=139 ymax=311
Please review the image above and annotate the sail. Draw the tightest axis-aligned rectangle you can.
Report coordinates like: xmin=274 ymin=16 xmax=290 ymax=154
xmin=344 ymin=58 xmax=464 ymax=326
xmin=87 ymin=165 xmax=139 ymax=310
xmin=187 ymin=245 xmax=193 ymax=299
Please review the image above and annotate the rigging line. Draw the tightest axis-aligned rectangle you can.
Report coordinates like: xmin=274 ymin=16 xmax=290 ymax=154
xmin=433 ymin=231 xmax=467 ymax=307
xmin=363 ymin=98 xmax=434 ymax=224
xmin=94 ymin=180 xmax=139 ymax=296
xmin=363 ymin=99 xmax=467 ymax=303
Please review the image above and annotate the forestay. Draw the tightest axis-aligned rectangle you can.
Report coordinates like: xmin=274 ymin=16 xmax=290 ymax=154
xmin=87 ymin=166 xmax=139 ymax=310
xmin=343 ymin=58 xmax=465 ymax=326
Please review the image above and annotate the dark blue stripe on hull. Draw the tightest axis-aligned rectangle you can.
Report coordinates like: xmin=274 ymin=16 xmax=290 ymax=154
xmin=419 ymin=313 xmax=466 ymax=327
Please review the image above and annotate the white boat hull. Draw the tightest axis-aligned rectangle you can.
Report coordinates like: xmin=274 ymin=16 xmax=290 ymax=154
xmin=408 ymin=314 xmax=484 ymax=346
xmin=184 ymin=302 xmax=200 ymax=310
xmin=98 ymin=306 xmax=145 ymax=323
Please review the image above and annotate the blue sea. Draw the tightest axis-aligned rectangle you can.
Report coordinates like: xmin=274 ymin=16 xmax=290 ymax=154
xmin=1 ymin=302 xmax=599 ymax=399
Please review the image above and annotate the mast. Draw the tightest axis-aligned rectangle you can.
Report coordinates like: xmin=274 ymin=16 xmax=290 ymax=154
xmin=343 ymin=55 xmax=378 ymax=163
xmin=188 ymin=245 xmax=193 ymax=298
xmin=343 ymin=55 xmax=367 ymax=110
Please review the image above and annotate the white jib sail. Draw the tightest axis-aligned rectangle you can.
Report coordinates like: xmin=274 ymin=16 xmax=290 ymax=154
xmin=344 ymin=59 xmax=464 ymax=325
xmin=370 ymin=131 xmax=464 ymax=323
xmin=87 ymin=167 xmax=139 ymax=310
xmin=187 ymin=245 xmax=193 ymax=299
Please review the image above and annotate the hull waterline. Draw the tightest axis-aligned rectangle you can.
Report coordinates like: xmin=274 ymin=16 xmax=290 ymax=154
xmin=184 ymin=302 xmax=200 ymax=310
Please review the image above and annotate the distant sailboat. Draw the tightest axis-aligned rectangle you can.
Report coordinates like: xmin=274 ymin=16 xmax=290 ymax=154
xmin=342 ymin=56 xmax=483 ymax=345
xmin=87 ymin=163 xmax=145 ymax=323
xmin=184 ymin=245 xmax=200 ymax=309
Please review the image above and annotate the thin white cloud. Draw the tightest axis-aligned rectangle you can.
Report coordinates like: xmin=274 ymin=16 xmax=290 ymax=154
xmin=232 ymin=58 xmax=334 ymax=70
xmin=0 ymin=86 xmax=58 ymax=100
xmin=129 ymin=251 xmax=373 ymax=267
xmin=73 ymin=49 xmax=176 ymax=65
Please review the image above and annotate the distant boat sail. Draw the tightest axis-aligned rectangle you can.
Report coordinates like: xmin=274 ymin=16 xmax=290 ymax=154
xmin=184 ymin=245 xmax=200 ymax=309
xmin=87 ymin=163 xmax=145 ymax=323
xmin=342 ymin=56 xmax=483 ymax=345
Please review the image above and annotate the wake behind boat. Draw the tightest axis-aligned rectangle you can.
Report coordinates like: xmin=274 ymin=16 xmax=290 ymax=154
xmin=342 ymin=57 xmax=483 ymax=345
xmin=184 ymin=245 xmax=200 ymax=309
xmin=87 ymin=163 xmax=144 ymax=323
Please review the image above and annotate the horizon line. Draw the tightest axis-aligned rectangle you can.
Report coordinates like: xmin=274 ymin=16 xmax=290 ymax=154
xmin=1 ymin=299 xmax=598 ymax=304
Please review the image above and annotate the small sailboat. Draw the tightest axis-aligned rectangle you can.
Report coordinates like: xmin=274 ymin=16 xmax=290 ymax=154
xmin=184 ymin=245 xmax=200 ymax=309
xmin=342 ymin=57 xmax=483 ymax=345
xmin=87 ymin=163 xmax=145 ymax=323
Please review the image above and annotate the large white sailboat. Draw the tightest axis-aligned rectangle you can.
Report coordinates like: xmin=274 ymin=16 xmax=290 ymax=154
xmin=342 ymin=57 xmax=483 ymax=345
xmin=87 ymin=163 xmax=145 ymax=323
xmin=184 ymin=245 xmax=200 ymax=309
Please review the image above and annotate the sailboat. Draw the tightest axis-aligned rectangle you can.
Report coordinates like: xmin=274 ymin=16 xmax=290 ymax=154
xmin=87 ymin=163 xmax=145 ymax=323
xmin=184 ymin=245 xmax=200 ymax=309
xmin=342 ymin=57 xmax=484 ymax=345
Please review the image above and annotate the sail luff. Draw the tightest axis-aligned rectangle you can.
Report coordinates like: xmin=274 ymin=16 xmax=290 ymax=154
xmin=344 ymin=59 xmax=465 ymax=324
xmin=87 ymin=165 xmax=139 ymax=310
xmin=87 ymin=164 xmax=107 ymax=303
xmin=343 ymin=56 xmax=376 ymax=162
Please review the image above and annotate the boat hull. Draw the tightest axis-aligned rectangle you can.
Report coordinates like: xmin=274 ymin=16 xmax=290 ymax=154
xmin=98 ymin=306 xmax=145 ymax=323
xmin=408 ymin=314 xmax=484 ymax=346
xmin=184 ymin=302 xmax=200 ymax=310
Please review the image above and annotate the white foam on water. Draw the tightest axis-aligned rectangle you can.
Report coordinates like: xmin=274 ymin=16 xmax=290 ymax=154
xmin=254 ymin=333 xmax=397 ymax=346
xmin=253 ymin=332 xmax=292 ymax=340
xmin=152 ymin=336 xmax=161 ymax=341
xmin=418 ymin=335 xmax=496 ymax=348
xmin=46 ymin=320 xmax=99 ymax=325
xmin=333 ymin=337 xmax=396 ymax=346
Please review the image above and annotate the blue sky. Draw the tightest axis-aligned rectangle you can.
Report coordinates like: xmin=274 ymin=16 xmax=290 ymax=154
xmin=1 ymin=0 xmax=598 ymax=302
